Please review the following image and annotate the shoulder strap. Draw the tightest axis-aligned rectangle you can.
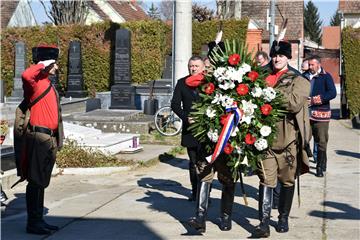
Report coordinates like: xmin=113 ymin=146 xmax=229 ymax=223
xmin=28 ymin=84 xmax=52 ymax=108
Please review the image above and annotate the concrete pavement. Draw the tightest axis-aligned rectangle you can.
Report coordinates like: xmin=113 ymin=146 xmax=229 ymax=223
xmin=1 ymin=115 xmax=359 ymax=239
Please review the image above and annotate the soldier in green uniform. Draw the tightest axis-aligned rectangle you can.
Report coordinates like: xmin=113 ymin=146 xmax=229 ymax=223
xmin=253 ymin=40 xmax=311 ymax=238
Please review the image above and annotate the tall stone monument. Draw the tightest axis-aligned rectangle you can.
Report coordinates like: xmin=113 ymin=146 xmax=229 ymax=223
xmin=66 ymin=40 xmax=87 ymax=98
xmin=8 ymin=42 xmax=26 ymax=101
xmin=109 ymin=29 xmax=136 ymax=109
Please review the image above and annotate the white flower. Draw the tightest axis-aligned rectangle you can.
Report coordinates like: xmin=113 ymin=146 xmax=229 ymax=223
xmin=214 ymin=67 xmax=226 ymax=80
xmin=251 ymin=87 xmax=263 ymax=98
xmin=240 ymin=99 xmax=257 ymax=124
xmin=241 ymin=99 xmax=257 ymax=115
xmin=263 ymin=87 xmax=277 ymax=102
xmin=223 ymin=97 xmax=234 ymax=108
xmin=231 ymin=126 xmax=239 ymax=137
xmin=254 ymin=138 xmax=268 ymax=151
xmin=260 ymin=125 xmax=272 ymax=137
xmin=242 ymin=155 xmax=249 ymax=166
xmin=206 ymin=107 xmax=216 ymax=118
xmin=240 ymin=115 xmax=254 ymax=124
xmin=211 ymin=93 xmax=222 ymax=105
xmin=219 ymin=80 xmax=235 ymax=90
xmin=207 ymin=129 xmax=219 ymax=142
xmin=227 ymin=67 xmax=243 ymax=83
xmin=240 ymin=63 xmax=251 ymax=74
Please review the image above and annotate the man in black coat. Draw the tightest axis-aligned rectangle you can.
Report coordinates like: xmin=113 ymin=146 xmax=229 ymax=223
xmin=171 ymin=55 xmax=205 ymax=201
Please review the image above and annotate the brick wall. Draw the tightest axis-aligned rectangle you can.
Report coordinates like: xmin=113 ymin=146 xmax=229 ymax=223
xmin=246 ymin=29 xmax=263 ymax=57
xmin=241 ymin=0 xmax=303 ymax=41
xmin=322 ymin=58 xmax=340 ymax=84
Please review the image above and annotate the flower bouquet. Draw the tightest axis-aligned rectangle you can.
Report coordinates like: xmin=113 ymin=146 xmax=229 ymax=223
xmin=189 ymin=40 xmax=286 ymax=179
xmin=0 ymin=120 xmax=9 ymax=145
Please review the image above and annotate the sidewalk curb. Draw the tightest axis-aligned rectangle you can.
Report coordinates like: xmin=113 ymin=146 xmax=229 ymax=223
xmin=59 ymin=166 xmax=131 ymax=175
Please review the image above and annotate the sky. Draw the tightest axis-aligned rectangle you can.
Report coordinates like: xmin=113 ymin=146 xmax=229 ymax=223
xmin=30 ymin=0 xmax=339 ymax=26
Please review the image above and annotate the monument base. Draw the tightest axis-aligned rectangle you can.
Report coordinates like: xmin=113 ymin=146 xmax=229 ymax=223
xmin=109 ymin=84 xmax=137 ymax=110
xmin=65 ymin=90 xmax=87 ymax=98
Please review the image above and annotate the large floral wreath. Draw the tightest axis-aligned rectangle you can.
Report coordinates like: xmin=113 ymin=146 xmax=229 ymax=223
xmin=189 ymin=40 xmax=286 ymax=179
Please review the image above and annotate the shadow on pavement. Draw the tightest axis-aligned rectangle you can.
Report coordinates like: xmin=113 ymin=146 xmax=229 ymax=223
xmin=137 ymin=177 xmax=259 ymax=236
xmin=159 ymin=154 xmax=189 ymax=170
xmin=309 ymin=201 xmax=360 ymax=220
xmin=2 ymin=216 xmax=164 ymax=240
xmin=335 ymin=150 xmax=360 ymax=159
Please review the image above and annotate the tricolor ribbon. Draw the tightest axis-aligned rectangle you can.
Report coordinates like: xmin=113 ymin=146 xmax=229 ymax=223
xmin=206 ymin=103 xmax=243 ymax=164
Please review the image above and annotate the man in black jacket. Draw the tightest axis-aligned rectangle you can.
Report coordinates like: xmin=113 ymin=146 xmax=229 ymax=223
xmin=171 ymin=56 xmax=205 ymax=202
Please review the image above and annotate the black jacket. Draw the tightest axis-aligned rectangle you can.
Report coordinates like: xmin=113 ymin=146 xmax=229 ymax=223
xmin=171 ymin=76 xmax=200 ymax=147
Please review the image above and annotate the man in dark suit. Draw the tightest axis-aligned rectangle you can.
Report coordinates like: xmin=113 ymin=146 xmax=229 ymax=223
xmin=171 ymin=56 xmax=205 ymax=202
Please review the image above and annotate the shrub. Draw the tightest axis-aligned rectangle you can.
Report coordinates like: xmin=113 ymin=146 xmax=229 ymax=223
xmin=342 ymin=27 xmax=360 ymax=118
xmin=57 ymin=139 xmax=133 ymax=168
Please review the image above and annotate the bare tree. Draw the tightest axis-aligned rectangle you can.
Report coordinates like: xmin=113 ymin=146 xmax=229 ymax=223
xmin=192 ymin=3 xmax=214 ymax=22
xmin=40 ymin=0 xmax=89 ymax=25
xmin=159 ymin=1 xmax=173 ymax=20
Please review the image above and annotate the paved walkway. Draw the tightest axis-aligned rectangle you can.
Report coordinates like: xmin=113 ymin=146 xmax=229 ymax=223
xmin=1 ymin=114 xmax=359 ymax=239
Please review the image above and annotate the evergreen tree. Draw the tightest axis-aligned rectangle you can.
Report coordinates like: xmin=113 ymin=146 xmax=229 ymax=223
xmin=304 ymin=1 xmax=323 ymax=44
xmin=147 ymin=3 xmax=160 ymax=20
xmin=330 ymin=11 xmax=341 ymax=26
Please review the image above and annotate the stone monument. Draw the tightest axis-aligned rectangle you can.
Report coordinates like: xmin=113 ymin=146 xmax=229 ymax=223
xmin=109 ymin=29 xmax=136 ymax=109
xmin=66 ymin=40 xmax=87 ymax=98
xmin=8 ymin=42 xmax=26 ymax=101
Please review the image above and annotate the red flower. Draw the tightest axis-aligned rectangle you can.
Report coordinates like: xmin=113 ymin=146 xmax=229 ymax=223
xmin=228 ymin=54 xmax=241 ymax=66
xmin=203 ymin=82 xmax=215 ymax=95
xmin=245 ymin=133 xmax=256 ymax=145
xmin=261 ymin=104 xmax=273 ymax=116
xmin=248 ymin=71 xmax=259 ymax=82
xmin=223 ymin=143 xmax=234 ymax=154
xmin=220 ymin=114 xmax=229 ymax=125
xmin=236 ymin=84 xmax=249 ymax=96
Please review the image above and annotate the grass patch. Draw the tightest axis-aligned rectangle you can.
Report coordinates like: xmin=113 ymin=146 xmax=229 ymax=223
xmin=57 ymin=139 xmax=134 ymax=168
xmin=140 ymin=132 xmax=181 ymax=145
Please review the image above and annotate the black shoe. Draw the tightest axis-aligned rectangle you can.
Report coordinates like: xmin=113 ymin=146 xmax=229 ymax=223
xmin=0 ymin=190 xmax=8 ymax=204
xmin=219 ymin=216 xmax=232 ymax=231
xmin=252 ymin=223 xmax=270 ymax=238
xmin=42 ymin=221 xmax=59 ymax=231
xmin=26 ymin=224 xmax=51 ymax=235
xmin=276 ymin=217 xmax=289 ymax=233
xmin=188 ymin=216 xmax=205 ymax=233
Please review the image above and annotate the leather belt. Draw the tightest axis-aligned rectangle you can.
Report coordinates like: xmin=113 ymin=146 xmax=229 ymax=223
xmin=29 ymin=125 xmax=55 ymax=137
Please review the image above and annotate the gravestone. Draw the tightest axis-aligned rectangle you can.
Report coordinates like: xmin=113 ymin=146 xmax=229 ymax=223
xmin=162 ymin=55 xmax=172 ymax=79
xmin=0 ymin=80 xmax=4 ymax=103
xmin=110 ymin=29 xmax=136 ymax=109
xmin=8 ymin=42 xmax=26 ymax=101
xmin=66 ymin=41 xmax=87 ymax=98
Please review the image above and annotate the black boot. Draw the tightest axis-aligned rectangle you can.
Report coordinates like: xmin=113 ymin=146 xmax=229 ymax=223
xmin=272 ymin=182 xmax=280 ymax=209
xmin=322 ymin=151 xmax=327 ymax=172
xmin=219 ymin=183 xmax=235 ymax=231
xmin=188 ymin=182 xmax=211 ymax=233
xmin=188 ymin=160 xmax=198 ymax=201
xmin=26 ymin=183 xmax=51 ymax=235
xmin=38 ymin=188 xmax=59 ymax=231
xmin=1 ymin=187 xmax=8 ymax=206
xmin=276 ymin=185 xmax=295 ymax=233
xmin=252 ymin=185 xmax=273 ymax=238
xmin=316 ymin=151 xmax=325 ymax=177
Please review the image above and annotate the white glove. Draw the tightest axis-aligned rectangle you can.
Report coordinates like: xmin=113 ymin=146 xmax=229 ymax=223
xmin=38 ymin=59 xmax=56 ymax=68
xmin=215 ymin=30 xmax=223 ymax=44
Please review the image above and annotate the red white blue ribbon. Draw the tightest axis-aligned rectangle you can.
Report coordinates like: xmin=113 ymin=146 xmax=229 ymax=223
xmin=206 ymin=103 xmax=243 ymax=164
